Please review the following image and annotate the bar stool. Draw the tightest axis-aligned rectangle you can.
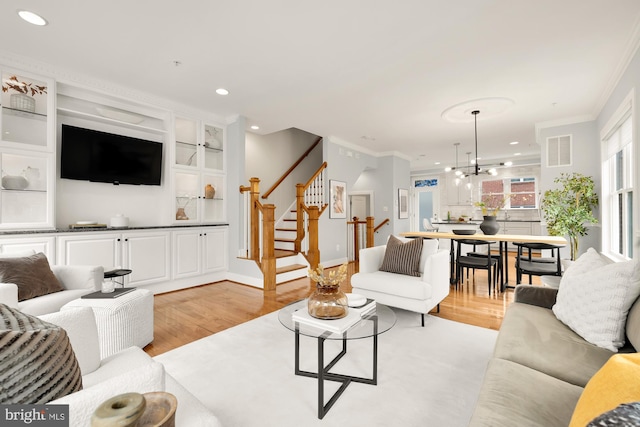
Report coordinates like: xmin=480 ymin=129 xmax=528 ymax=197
xmin=515 ymin=242 xmax=563 ymax=284
xmin=456 ymin=239 xmax=499 ymax=295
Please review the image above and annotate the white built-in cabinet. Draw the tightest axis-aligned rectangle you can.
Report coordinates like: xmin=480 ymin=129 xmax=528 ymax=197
xmin=173 ymin=117 xmax=225 ymax=224
xmin=172 ymin=227 xmax=228 ymax=279
xmin=0 ymin=235 xmax=55 ymax=262
xmin=0 ymin=68 xmax=55 ymax=229
xmin=57 ymin=230 xmax=171 ymax=287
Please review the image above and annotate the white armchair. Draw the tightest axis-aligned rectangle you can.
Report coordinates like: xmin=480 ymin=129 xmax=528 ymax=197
xmin=351 ymin=238 xmax=450 ymax=326
xmin=40 ymin=307 xmax=222 ymax=427
xmin=0 ymin=263 xmax=103 ymax=316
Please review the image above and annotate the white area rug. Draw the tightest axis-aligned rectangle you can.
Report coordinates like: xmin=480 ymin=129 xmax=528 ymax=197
xmin=154 ymin=307 xmax=497 ymax=427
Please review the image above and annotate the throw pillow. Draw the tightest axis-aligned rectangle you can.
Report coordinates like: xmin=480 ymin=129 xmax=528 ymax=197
xmin=587 ymin=402 xmax=640 ymax=426
xmin=0 ymin=303 xmax=83 ymax=404
xmin=552 ymin=258 xmax=640 ymax=351
xmin=380 ymin=235 xmax=423 ymax=277
xmin=395 ymin=236 xmax=439 ymax=273
xmin=561 ymin=247 xmax=611 ymax=282
xmin=569 ymin=353 xmax=640 ymax=427
xmin=0 ymin=252 xmax=64 ymax=301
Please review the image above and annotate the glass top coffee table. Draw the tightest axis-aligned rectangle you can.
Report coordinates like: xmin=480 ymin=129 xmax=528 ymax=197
xmin=278 ymin=299 xmax=396 ymax=419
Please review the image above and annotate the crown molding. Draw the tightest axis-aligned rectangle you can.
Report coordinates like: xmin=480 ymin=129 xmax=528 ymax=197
xmin=0 ymin=50 xmax=226 ymax=124
xmin=327 ymin=135 xmax=411 ymax=161
xmin=534 ymin=114 xmax=595 ymax=145
xmin=592 ymin=14 xmax=640 ymax=118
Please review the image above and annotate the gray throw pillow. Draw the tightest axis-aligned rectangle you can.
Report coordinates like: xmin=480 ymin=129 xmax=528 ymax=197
xmin=588 ymin=402 xmax=640 ymax=426
xmin=379 ymin=235 xmax=423 ymax=277
xmin=0 ymin=303 xmax=83 ymax=403
xmin=0 ymin=253 xmax=64 ymax=302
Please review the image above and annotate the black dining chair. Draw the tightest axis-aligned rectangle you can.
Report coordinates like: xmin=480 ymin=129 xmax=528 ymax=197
xmin=456 ymin=239 xmax=500 ymax=295
xmin=515 ymin=242 xmax=563 ymax=284
xmin=467 ymin=241 xmax=503 ymax=288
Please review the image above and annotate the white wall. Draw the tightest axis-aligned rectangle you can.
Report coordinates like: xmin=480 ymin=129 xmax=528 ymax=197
xmin=245 ymin=128 xmax=322 ymax=219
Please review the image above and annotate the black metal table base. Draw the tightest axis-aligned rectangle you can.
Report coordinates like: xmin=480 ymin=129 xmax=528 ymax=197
xmin=294 ymin=316 xmax=378 ymax=419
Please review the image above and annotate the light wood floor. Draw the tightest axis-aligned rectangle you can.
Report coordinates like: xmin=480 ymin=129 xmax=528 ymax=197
xmin=144 ymin=252 xmax=541 ymax=357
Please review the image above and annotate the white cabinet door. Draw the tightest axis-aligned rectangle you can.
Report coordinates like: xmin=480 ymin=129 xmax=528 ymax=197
xmin=0 ymin=235 xmax=55 ymax=263
xmin=172 ymin=229 xmax=202 ymax=279
xmin=202 ymin=227 xmax=227 ymax=273
xmin=122 ymin=231 xmax=171 ymax=286
xmin=57 ymin=233 xmax=121 ymax=268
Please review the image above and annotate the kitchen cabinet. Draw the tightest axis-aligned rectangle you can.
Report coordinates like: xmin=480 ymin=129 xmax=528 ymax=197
xmin=56 ymin=230 xmax=170 ymax=286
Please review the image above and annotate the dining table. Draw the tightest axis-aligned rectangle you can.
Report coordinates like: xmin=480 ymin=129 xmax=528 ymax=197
xmin=400 ymin=231 xmax=568 ymax=292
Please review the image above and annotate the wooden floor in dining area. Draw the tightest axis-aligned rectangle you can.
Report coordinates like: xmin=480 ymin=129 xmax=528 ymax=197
xmin=144 ymin=252 xmax=541 ymax=357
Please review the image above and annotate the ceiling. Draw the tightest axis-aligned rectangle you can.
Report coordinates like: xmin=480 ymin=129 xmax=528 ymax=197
xmin=2 ymin=1 xmax=640 ymax=171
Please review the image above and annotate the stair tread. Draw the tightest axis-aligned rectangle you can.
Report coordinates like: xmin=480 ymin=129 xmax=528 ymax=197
xmin=275 ymin=238 xmax=296 ymax=243
xmin=275 ymin=249 xmax=297 ymax=258
xmin=276 ymin=264 xmax=308 ymax=274
xmin=276 ymin=228 xmax=296 ymax=232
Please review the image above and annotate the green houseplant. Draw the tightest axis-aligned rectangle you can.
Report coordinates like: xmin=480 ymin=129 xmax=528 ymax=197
xmin=541 ymin=173 xmax=598 ymax=260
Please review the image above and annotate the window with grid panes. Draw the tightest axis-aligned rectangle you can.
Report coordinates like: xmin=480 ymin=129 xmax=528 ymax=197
xmin=480 ymin=177 xmax=537 ymax=209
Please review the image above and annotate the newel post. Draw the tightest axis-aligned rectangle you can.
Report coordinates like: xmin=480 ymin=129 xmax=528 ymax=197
xmin=353 ymin=217 xmax=360 ymax=262
xmin=366 ymin=216 xmax=375 ymax=248
xmin=248 ymin=178 xmax=261 ymax=262
xmin=261 ymin=203 xmax=276 ymax=292
xmin=307 ymin=206 xmax=320 ymax=272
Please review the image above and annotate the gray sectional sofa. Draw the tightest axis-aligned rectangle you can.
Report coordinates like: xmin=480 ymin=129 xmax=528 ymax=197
xmin=469 ymin=285 xmax=640 ymax=427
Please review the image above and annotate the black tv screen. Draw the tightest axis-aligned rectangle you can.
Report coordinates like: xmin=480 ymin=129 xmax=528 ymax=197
xmin=60 ymin=125 xmax=163 ymax=186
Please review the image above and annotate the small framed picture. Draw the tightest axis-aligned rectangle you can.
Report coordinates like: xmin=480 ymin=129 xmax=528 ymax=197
xmin=330 ymin=180 xmax=347 ymax=219
xmin=398 ymin=188 xmax=409 ymax=219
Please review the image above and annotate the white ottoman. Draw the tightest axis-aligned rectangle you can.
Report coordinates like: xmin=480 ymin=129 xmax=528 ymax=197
xmin=61 ymin=289 xmax=154 ymax=359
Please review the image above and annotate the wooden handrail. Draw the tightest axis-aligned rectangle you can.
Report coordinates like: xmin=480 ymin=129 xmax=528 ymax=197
xmin=262 ymin=137 xmax=323 ymax=199
xmin=374 ymin=218 xmax=390 ymax=233
xmin=302 ymin=161 xmax=328 ymax=191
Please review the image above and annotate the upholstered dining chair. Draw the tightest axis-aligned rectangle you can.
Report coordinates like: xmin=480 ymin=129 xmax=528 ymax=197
xmin=515 ymin=242 xmax=563 ymax=284
xmin=455 ymin=239 xmax=499 ymax=295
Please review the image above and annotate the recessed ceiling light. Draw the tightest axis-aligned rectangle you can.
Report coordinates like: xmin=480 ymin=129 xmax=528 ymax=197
xmin=504 ymin=161 xmax=513 ymax=166
xmin=215 ymin=88 xmax=229 ymax=96
xmin=250 ymin=125 xmax=260 ymax=130
xmin=17 ymin=10 xmax=47 ymax=26
xmin=434 ymin=161 xmax=440 ymax=165
xmin=510 ymin=141 xmax=519 ymax=145
xmin=444 ymin=167 xmax=452 ymax=172
xmin=514 ymin=152 xmax=521 ymax=156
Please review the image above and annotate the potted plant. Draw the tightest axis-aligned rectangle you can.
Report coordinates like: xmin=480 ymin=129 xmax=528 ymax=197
xmin=1 ymin=75 xmax=47 ymax=113
xmin=474 ymin=194 xmax=509 ymax=235
xmin=541 ymin=173 xmax=598 ymax=260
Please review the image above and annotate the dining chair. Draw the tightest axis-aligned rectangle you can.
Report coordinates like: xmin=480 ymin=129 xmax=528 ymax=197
xmin=515 ymin=242 xmax=563 ymax=284
xmin=455 ymin=239 xmax=499 ymax=295
xmin=467 ymin=241 xmax=503 ymax=287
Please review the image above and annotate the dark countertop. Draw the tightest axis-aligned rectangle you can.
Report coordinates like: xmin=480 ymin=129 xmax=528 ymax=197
xmin=0 ymin=223 xmax=229 ymax=236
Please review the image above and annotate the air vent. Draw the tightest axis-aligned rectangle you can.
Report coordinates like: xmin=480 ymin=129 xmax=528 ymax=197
xmin=546 ymin=135 xmax=572 ymax=167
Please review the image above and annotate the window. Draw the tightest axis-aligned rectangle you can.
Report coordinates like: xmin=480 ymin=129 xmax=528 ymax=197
xmin=602 ymin=113 xmax=633 ymax=259
xmin=480 ymin=177 xmax=537 ymax=209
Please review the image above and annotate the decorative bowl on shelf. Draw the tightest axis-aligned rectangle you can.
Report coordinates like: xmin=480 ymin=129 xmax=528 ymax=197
xmin=1 ymin=175 xmax=29 ymax=190
xmin=452 ymin=229 xmax=476 ymax=235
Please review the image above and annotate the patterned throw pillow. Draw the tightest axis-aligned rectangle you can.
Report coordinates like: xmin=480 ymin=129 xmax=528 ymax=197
xmin=553 ymin=255 xmax=640 ymax=351
xmin=379 ymin=235 xmax=423 ymax=277
xmin=588 ymin=402 xmax=640 ymax=426
xmin=0 ymin=303 xmax=83 ymax=403
xmin=0 ymin=253 xmax=64 ymax=301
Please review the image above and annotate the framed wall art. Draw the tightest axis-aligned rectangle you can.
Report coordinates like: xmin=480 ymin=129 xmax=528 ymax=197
xmin=329 ymin=180 xmax=347 ymax=219
xmin=398 ymin=188 xmax=409 ymax=219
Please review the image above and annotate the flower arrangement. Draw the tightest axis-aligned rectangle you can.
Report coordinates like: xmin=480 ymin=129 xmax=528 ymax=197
xmin=2 ymin=75 xmax=47 ymax=96
xmin=308 ymin=263 xmax=348 ymax=288
xmin=474 ymin=194 xmax=510 ymax=216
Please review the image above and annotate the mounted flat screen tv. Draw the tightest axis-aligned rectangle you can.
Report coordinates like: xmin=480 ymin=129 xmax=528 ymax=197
xmin=60 ymin=124 xmax=163 ymax=186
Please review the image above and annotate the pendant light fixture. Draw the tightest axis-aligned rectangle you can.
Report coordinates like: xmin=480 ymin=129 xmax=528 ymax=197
xmin=471 ymin=110 xmax=498 ymax=176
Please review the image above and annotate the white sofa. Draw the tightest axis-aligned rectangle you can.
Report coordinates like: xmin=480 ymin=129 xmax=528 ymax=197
xmin=351 ymin=238 xmax=450 ymax=326
xmin=40 ymin=307 xmax=222 ymax=427
xmin=0 ymin=264 xmax=103 ymax=316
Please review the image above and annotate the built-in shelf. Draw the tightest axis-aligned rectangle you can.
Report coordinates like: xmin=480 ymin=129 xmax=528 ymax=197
xmin=0 ymin=188 xmax=46 ymax=193
xmin=2 ymin=106 xmax=47 ymax=120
